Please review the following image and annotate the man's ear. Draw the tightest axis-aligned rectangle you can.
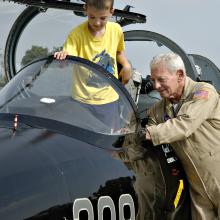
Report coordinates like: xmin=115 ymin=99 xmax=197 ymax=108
xmin=177 ymin=69 xmax=185 ymax=81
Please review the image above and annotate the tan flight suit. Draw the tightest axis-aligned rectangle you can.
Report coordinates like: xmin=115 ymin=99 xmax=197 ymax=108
xmin=147 ymin=76 xmax=220 ymax=220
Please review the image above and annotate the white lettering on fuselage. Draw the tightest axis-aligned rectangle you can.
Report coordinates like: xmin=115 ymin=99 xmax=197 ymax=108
xmin=73 ymin=194 xmax=135 ymax=220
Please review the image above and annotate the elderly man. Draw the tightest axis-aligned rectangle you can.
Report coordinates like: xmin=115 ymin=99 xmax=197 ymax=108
xmin=145 ymin=52 xmax=220 ymax=219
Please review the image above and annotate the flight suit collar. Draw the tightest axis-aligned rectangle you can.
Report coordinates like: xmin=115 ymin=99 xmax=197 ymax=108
xmin=164 ymin=76 xmax=196 ymax=118
xmin=181 ymin=76 xmax=196 ymax=101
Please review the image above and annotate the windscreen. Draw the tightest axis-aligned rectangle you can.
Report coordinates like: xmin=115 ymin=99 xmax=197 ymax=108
xmin=0 ymin=57 xmax=137 ymax=135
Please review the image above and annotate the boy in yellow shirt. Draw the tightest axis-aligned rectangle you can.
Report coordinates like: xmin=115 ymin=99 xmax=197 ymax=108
xmin=54 ymin=0 xmax=132 ymax=129
xmin=54 ymin=0 xmax=131 ymax=84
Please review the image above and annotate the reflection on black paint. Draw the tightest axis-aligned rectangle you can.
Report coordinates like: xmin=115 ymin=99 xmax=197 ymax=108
xmin=24 ymin=176 xmax=136 ymax=220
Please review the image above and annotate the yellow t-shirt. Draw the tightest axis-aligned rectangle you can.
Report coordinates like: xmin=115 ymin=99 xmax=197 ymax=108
xmin=63 ymin=21 xmax=124 ymax=105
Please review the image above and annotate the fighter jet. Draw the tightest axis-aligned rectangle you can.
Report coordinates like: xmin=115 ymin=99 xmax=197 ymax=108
xmin=0 ymin=54 xmax=191 ymax=220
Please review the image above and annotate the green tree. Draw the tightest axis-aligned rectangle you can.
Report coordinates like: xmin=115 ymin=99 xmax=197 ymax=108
xmin=21 ymin=45 xmax=49 ymax=66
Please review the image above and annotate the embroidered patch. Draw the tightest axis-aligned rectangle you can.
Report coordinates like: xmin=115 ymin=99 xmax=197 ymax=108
xmin=193 ymin=90 xmax=209 ymax=99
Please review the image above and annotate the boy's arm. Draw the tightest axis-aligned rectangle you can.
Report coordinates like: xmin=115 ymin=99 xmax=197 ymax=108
xmin=117 ymin=50 xmax=132 ymax=85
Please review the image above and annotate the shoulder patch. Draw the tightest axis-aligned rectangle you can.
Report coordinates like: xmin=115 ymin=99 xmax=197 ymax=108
xmin=193 ymin=89 xmax=209 ymax=100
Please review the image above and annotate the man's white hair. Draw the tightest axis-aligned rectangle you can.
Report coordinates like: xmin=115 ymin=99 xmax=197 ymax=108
xmin=150 ymin=53 xmax=186 ymax=74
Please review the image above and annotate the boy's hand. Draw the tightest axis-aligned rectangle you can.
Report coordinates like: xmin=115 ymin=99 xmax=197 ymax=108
xmin=119 ymin=65 xmax=132 ymax=84
xmin=54 ymin=51 xmax=68 ymax=60
xmin=117 ymin=51 xmax=132 ymax=84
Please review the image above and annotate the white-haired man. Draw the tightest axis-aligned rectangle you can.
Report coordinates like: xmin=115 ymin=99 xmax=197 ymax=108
xmin=145 ymin=52 xmax=220 ymax=219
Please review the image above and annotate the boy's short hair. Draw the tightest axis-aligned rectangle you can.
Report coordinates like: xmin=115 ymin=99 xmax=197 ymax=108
xmin=85 ymin=0 xmax=114 ymax=10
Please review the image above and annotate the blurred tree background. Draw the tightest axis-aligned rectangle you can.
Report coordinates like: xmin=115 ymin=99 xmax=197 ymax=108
xmin=0 ymin=45 xmax=63 ymax=88
xmin=21 ymin=45 xmax=48 ymax=66
xmin=21 ymin=45 xmax=62 ymax=66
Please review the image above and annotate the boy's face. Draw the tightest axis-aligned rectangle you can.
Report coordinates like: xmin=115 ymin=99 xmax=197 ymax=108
xmin=86 ymin=6 xmax=114 ymax=32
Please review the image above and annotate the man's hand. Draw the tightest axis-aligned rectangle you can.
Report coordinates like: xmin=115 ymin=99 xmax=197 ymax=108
xmin=54 ymin=51 xmax=68 ymax=60
xmin=145 ymin=129 xmax=151 ymax=140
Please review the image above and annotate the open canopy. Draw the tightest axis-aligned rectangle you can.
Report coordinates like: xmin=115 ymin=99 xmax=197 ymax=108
xmin=0 ymin=56 xmax=138 ymax=136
